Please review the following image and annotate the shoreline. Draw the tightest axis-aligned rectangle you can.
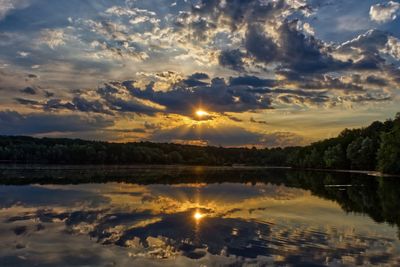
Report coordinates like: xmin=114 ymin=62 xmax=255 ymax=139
xmin=0 ymin=163 xmax=399 ymax=177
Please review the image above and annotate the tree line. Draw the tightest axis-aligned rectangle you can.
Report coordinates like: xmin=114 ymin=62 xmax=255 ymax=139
xmin=287 ymin=113 xmax=400 ymax=174
xmin=0 ymin=113 xmax=399 ymax=174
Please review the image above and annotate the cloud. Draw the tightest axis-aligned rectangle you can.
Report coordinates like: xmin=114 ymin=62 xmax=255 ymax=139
xmin=17 ymin=51 xmax=30 ymax=58
xmin=38 ymin=29 xmax=66 ymax=49
xmin=386 ymin=36 xmax=400 ymax=60
xmin=150 ymin=124 xmax=306 ymax=147
xmin=0 ymin=0 xmax=399 ymax=145
xmin=127 ymin=78 xmax=273 ymax=115
xmin=218 ymin=49 xmax=245 ymax=71
xmin=229 ymin=76 xmax=276 ymax=87
xmin=150 ymin=124 xmax=263 ymax=147
xmin=71 ymin=96 xmax=114 ymax=115
xmin=13 ymin=71 xmax=391 ymax=118
xmin=250 ymin=117 xmax=268 ymax=125
xmin=20 ymin=86 xmax=36 ymax=95
xmin=370 ymin=1 xmax=400 ymax=23
xmin=275 ymin=21 xmax=350 ymax=74
xmin=97 ymin=83 xmax=164 ymax=115
xmin=365 ymin=75 xmax=388 ymax=86
xmin=14 ymin=97 xmax=40 ymax=106
xmin=337 ymin=29 xmax=389 ymax=55
xmin=244 ymin=25 xmax=278 ymax=65
xmin=44 ymin=90 xmax=54 ymax=98
xmin=187 ymin=72 xmax=209 ymax=80
xmin=0 ymin=0 xmax=30 ymax=20
xmin=0 ymin=110 xmax=113 ymax=135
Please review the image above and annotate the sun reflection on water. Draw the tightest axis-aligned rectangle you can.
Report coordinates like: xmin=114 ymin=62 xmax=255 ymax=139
xmin=194 ymin=211 xmax=204 ymax=220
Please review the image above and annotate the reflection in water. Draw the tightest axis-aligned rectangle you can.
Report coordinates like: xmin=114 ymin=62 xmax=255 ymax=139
xmin=0 ymin=166 xmax=399 ymax=266
xmin=193 ymin=211 xmax=204 ymax=221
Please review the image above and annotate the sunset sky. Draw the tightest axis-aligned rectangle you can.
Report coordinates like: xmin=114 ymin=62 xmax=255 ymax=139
xmin=0 ymin=0 xmax=399 ymax=147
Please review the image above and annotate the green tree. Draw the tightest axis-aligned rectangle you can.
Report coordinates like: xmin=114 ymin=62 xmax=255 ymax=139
xmin=346 ymin=137 xmax=376 ymax=170
xmin=323 ymin=145 xmax=346 ymax=169
xmin=168 ymin=151 xmax=183 ymax=164
xmin=377 ymin=126 xmax=400 ymax=174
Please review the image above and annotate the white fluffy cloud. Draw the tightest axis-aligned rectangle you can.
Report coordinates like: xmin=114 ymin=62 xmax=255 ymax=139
xmin=369 ymin=1 xmax=400 ymax=23
xmin=0 ymin=0 xmax=30 ymax=20
xmin=386 ymin=36 xmax=400 ymax=59
xmin=38 ymin=29 xmax=66 ymax=49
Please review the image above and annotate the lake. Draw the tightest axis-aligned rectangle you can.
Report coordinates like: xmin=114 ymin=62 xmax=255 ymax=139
xmin=0 ymin=166 xmax=399 ymax=266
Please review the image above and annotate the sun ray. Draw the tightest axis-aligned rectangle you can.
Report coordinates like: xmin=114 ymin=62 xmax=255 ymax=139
xmin=195 ymin=109 xmax=209 ymax=118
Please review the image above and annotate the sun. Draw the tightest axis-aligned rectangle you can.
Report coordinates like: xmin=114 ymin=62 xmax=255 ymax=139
xmin=195 ymin=109 xmax=209 ymax=117
xmin=193 ymin=211 xmax=204 ymax=220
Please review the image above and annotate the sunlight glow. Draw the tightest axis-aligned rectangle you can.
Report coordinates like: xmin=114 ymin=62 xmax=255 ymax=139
xmin=194 ymin=211 xmax=204 ymax=220
xmin=195 ymin=109 xmax=209 ymax=117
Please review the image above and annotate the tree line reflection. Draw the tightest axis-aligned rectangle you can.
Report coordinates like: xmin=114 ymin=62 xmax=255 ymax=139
xmin=0 ymin=167 xmax=399 ymax=238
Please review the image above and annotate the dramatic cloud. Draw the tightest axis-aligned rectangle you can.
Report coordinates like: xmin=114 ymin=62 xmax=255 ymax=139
xmin=0 ymin=110 xmax=113 ymax=135
xmin=151 ymin=124 xmax=307 ymax=147
xmin=386 ymin=36 xmax=400 ymax=59
xmin=20 ymin=86 xmax=36 ymax=95
xmin=370 ymin=1 xmax=400 ymax=23
xmin=126 ymin=78 xmax=274 ymax=115
xmin=219 ymin=49 xmax=246 ymax=71
xmin=0 ymin=0 xmax=399 ymax=146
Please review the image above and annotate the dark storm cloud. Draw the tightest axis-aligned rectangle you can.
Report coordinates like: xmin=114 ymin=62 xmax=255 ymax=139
xmin=20 ymin=86 xmax=37 ymax=95
xmin=276 ymin=20 xmax=351 ymax=73
xmin=71 ymin=97 xmax=114 ymax=115
xmin=14 ymin=98 xmax=40 ymax=106
xmin=218 ymin=49 xmax=245 ymax=71
xmin=365 ymin=75 xmax=388 ymax=86
xmin=180 ymin=78 xmax=208 ymax=87
xmin=189 ymin=0 xmax=397 ymax=87
xmin=44 ymin=90 xmax=54 ymax=98
xmin=224 ymin=114 xmax=243 ymax=122
xmin=244 ymin=21 xmax=351 ymax=74
xmin=179 ymin=72 xmax=210 ymax=88
xmin=105 ymin=96 xmax=161 ymax=115
xmin=191 ymin=0 xmax=352 ymax=75
xmin=14 ymin=96 xmax=114 ymax=116
xmin=125 ymin=78 xmax=273 ymax=114
xmin=97 ymin=83 xmax=162 ymax=115
xmin=0 ymin=110 xmax=113 ymax=135
xmin=292 ymin=75 xmax=364 ymax=92
xmin=219 ymin=22 xmax=360 ymax=80
xmin=337 ymin=29 xmax=389 ymax=54
xmin=188 ymin=72 xmax=209 ymax=80
xmin=244 ymin=25 xmax=278 ymax=64
xmin=229 ymin=75 xmax=276 ymax=87
xmin=250 ymin=117 xmax=268 ymax=125
xmin=351 ymin=52 xmax=385 ymax=70
xmin=43 ymin=99 xmax=75 ymax=111
xmin=13 ymin=69 xmax=386 ymax=118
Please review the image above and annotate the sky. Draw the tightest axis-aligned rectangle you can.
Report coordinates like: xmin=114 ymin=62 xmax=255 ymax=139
xmin=0 ymin=0 xmax=399 ymax=147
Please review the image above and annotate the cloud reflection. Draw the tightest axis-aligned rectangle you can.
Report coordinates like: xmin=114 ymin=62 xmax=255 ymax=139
xmin=0 ymin=178 xmax=399 ymax=266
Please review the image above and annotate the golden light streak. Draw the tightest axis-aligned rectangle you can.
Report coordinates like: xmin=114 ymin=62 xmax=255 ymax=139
xmin=193 ymin=211 xmax=204 ymax=220
xmin=195 ymin=109 xmax=209 ymax=117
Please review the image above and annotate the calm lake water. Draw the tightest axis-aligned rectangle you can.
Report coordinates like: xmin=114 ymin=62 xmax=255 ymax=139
xmin=0 ymin=166 xmax=399 ymax=266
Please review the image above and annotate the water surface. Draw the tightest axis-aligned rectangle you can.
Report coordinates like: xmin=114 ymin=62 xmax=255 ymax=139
xmin=0 ymin=166 xmax=399 ymax=266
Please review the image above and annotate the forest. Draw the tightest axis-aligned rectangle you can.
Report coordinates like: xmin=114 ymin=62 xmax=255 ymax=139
xmin=0 ymin=113 xmax=399 ymax=174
